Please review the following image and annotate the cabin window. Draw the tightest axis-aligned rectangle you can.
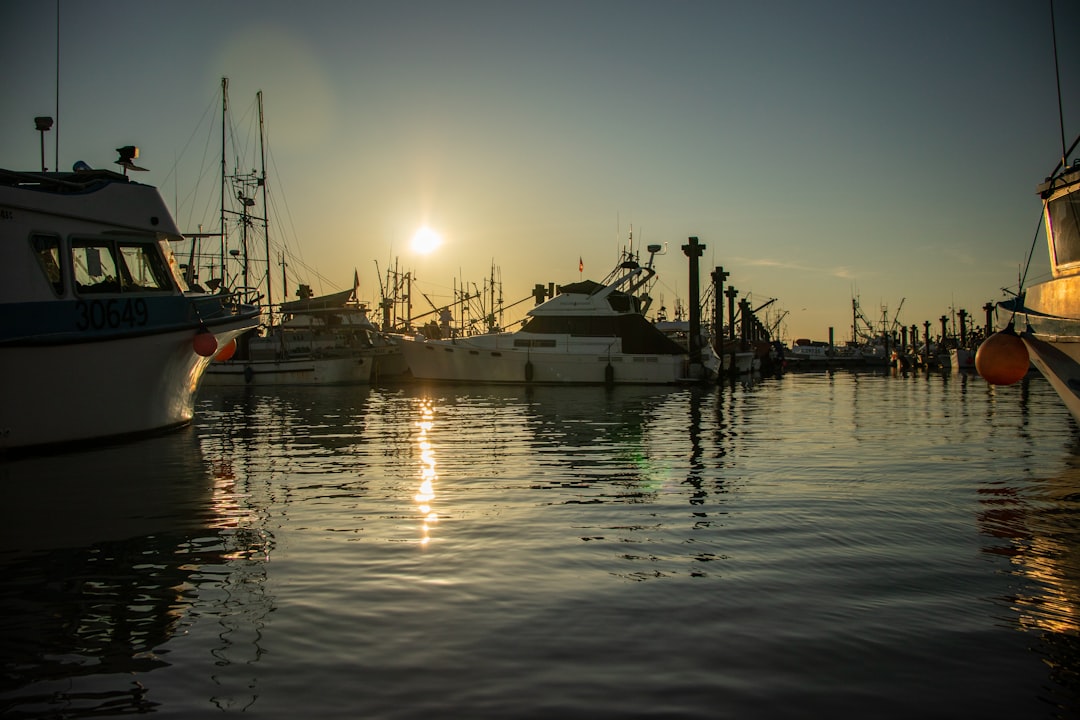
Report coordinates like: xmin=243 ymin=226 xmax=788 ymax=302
xmin=1049 ymin=192 xmax=1080 ymax=268
xmin=31 ymin=235 xmax=64 ymax=295
xmin=72 ymin=239 xmax=173 ymax=295
xmin=607 ymin=294 xmax=632 ymax=313
xmin=159 ymin=239 xmax=190 ymax=292
xmin=118 ymin=243 xmax=172 ymax=292
xmin=72 ymin=240 xmax=122 ymax=294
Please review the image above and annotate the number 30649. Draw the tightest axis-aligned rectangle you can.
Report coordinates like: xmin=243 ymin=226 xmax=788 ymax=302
xmin=74 ymin=298 xmax=150 ymax=330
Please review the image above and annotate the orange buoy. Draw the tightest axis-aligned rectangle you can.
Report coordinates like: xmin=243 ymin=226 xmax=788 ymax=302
xmin=975 ymin=329 xmax=1029 ymax=385
xmin=214 ymin=337 xmax=237 ymax=362
xmin=192 ymin=328 xmax=218 ymax=357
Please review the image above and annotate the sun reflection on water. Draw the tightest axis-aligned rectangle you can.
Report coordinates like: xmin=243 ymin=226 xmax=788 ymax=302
xmin=414 ymin=400 xmax=439 ymax=545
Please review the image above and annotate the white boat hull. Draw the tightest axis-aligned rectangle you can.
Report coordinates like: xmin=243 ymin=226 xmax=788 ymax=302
xmin=400 ymin=336 xmax=689 ymax=384
xmin=1018 ymin=333 xmax=1080 ymax=421
xmin=950 ymin=347 xmax=976 ymax=371
xmin=723 ymin=351 xmax=755 ymax=374
xmin=0 ymin=321 xmax=252 ymax=450
xmin=202 ymin=353 xmax=374 ymax=386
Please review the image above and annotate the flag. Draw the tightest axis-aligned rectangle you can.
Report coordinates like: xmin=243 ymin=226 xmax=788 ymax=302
xmin=579 ymin=257 xmax=583 ymax=273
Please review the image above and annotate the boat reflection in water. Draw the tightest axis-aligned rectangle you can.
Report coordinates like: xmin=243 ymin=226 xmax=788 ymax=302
xmin=6 ymin=378 xmax=1080 ymax=717
xmin=977 ymin=442 xmax=1080 ymax=711
xmin=0 ymin=429 xmax=275 ymax=717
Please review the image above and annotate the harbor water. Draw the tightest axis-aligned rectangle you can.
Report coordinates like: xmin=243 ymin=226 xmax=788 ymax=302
xmin=2 ymin=370 xmax=1080 ymax=718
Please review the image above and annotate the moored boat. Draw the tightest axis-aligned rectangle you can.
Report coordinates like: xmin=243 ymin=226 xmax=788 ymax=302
xmin=995 ymin=150 xmax=1080 ymax=419
xmin=203 ymin=282 xmax=407 ymax=386
xmin=949 ymin=347 xmax=976 ymax=372
xmin=0 ymin=139 xmax=259 ymax=451
xmin=398 ymin=245 xmax=704 ymax=384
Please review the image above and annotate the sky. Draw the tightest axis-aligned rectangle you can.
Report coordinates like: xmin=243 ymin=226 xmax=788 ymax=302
xmin=4 ymin=0 xmax=1079 ymax=343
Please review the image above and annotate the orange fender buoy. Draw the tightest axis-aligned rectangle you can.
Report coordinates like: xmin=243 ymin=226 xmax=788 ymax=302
xmin=193 ymin=328 xmax=219 ymax=357
xmin=975 ymin=329 xmax=1029 ymax=385
xmin=214 ymin=337 xmax=237 ymax=362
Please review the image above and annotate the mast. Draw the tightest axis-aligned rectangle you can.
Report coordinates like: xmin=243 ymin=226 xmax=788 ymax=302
xmin=220 ymin=77 xmax=228 ymax=288
xmin=258 ymin=90 xmax=273 ymax=328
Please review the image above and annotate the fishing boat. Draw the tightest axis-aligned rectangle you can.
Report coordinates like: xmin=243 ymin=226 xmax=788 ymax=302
xmin=202 ymin=280 xmax=406 ymax=385
xmin=991 ymin=148 xmax=1080 ymax=418
xmin=0 ymin=136 xmax=259 ymax=451
xmin=981 ymin=5 xmax=1080 ymax=418
xmin=398 ymin=245 xmax=706 ymax=384
xmin=181 ymin=79 xmax=405 ymax=386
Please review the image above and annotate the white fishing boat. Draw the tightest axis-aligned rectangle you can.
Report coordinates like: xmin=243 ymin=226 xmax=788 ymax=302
xmin=0 ymin=137 xmax=259 ymax=451
xmin=182 ymin=80 xmax=405 ymax=387
xmin=202 ymin=282 xmax=406 ymax=385
xmin=991 ymin=152 xmax=1080 ymax=418
xmin=982 ymin=9 xmax=1080 ymax=418
xmin=399 ymin=245 xmax=706 ymax=384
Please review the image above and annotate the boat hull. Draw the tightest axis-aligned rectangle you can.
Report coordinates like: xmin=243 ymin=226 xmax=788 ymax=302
xmin=202 ymin=353 xmax=374 ymax=386
xmin=1019 ymin=332 xmax=1080 ymax=421
xmin=1001 ymin=275 xmax=1080 ymax=421
xmin=949 ymin=347 xmax=976 ymax=371
xmin=400 ymin=337 xmax=689 ymax=384
xmin=0 ymin=319 xmax=253 ymax=450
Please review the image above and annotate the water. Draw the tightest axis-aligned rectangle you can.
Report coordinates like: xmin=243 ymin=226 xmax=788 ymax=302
xmin=3 ymin=370 xmax=1080 ymax=718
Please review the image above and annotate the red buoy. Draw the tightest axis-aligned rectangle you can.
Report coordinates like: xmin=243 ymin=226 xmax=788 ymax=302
xmin=214 ymin=337 xmax=237 ymax=362
xmin=193 ymin=328 xmax=218 ymax=357
xmin=975 ymin=329 xmax=1029 ymax=385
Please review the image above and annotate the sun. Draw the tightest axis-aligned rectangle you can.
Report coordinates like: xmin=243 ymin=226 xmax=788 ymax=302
xmin=410 ymin=226 xmax=442 ymax=255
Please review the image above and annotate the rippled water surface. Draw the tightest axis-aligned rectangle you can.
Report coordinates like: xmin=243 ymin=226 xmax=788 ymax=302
xmin=3 ymin=371 xmax=1080 ymax=718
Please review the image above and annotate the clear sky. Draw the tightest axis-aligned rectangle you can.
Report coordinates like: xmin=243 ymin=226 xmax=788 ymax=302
xmin=4 ymin=0 xmax=1079 ymax=342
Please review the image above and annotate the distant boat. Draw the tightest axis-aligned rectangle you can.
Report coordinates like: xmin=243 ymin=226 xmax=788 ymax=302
xmin=654 ymin=319 xmax=725 ymax=377
xmin=398 ymin=246 xmax=708 ymax=384
xmin=203 ymin=281 xmax=407 ymax=386
xmin=0 ymin=143 xmax=259 ymax=451
xmin=182 ymin=79 xmax=404 ymax=387
xmin=949 ymin=347 xmax=976 ymax=372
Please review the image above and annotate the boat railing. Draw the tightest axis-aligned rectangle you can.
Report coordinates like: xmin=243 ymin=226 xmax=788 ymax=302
xmin=188 ymin=289 xmax=259 ymax=321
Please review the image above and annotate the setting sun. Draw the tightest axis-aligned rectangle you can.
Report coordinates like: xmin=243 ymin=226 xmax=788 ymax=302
xmin=410 ymin=226 xmax=442 ymax=255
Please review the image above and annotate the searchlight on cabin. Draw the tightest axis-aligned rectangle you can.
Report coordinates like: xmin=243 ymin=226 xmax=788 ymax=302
xmin=115 ymin=145 xmax=147 ymax=175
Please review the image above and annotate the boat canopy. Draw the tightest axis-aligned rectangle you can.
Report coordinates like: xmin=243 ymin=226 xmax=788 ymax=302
xmin=558 ymin=279 xmax=605 ymax=296
xmin=280 ymin=287 xmax=356 ymax=313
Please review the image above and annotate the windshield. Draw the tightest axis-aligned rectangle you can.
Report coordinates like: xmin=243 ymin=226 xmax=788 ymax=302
xmin=1049 ymin=189 xmax=1080 ymax=274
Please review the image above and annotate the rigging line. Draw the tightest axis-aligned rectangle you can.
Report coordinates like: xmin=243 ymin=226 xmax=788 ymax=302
xmin=1016 ymin=205 xmax=1046 ymax=302
xmin=54 ymin=0 xmax=59 ymax=171
xmin=1050 ymin=0 xmax=1066 ymax=173
xmin=160 ymin=89 xmax=221 ymax=192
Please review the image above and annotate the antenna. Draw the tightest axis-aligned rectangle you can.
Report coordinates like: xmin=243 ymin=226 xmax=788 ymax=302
xmin=54 ymin=0 xmax=60 ymax=172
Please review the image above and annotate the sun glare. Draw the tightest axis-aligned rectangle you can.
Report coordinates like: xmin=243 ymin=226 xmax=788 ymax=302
xmin=411 ymin=226 xmax=442 ymax=255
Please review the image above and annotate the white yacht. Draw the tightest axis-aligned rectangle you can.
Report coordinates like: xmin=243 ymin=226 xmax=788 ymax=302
xmin=399 ymin=245 xmax=706 ymax=385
